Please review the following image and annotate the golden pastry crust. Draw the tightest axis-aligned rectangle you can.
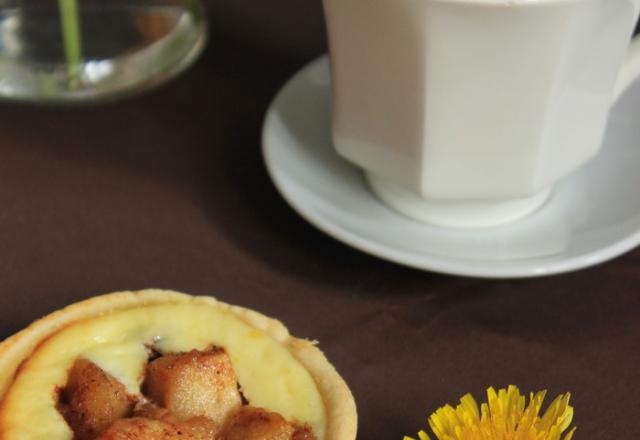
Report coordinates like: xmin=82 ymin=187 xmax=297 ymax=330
xmin=0 ymin=290 xmax=357 ymax=440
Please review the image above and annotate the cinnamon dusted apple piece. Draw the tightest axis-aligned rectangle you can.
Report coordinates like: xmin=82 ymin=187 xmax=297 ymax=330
xmin=96 ymin=418 xmax=178 ymax=440
xmin=184 ymin=416 xmax=220 ymax=439
xmin=218 ymin=406 xmax=316 ymax=440
xmin=97 ymin=415 xmax=218 ymax=440
xmin=59 ymin=358 xmax=133 ymax=439
xmin=133 ymin=402 xmax=219 ymax=437
xmin=144 ymin=348 xmax=242 ymax=425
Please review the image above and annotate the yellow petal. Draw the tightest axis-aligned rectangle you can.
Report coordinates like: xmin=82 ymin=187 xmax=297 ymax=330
xmin=563 ymin=427 xmax=577 ymax=440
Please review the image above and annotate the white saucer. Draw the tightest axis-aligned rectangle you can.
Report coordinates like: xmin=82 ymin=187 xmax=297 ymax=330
xmin=262 ymin=56 xmax=640 ymax=278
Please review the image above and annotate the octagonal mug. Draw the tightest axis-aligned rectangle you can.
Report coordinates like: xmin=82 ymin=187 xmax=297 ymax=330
xmin=323 ymin=0 xmax=640 ymax=227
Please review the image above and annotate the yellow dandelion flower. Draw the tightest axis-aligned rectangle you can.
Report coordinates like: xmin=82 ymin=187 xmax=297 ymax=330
xmin=405 ymin=385 xmax=576 ymax=440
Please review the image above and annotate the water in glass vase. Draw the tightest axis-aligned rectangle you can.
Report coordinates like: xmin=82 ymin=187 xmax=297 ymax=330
xmin=0 ymin=0 xmax=206 ymax=102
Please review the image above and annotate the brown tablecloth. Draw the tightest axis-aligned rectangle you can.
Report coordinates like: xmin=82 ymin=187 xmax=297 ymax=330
xmin=0 ymin=1 xmax=639 ymax=439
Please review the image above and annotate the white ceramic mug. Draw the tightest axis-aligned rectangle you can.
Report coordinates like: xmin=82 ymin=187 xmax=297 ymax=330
xmin=323 ymin=0 xmax=640 ymax=227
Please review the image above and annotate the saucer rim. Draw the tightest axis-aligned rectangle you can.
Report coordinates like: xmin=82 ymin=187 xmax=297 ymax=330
xmin=261 ymin=56 xmax=640 ymax=279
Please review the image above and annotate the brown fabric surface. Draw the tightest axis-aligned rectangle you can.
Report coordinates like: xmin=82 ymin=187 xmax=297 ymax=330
xmin=0 ymin=1 xmax=639 ymax=439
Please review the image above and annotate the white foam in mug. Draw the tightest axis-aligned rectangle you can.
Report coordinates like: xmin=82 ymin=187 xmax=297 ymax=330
xmin=323 ymin=0 xmax=640 ymax=227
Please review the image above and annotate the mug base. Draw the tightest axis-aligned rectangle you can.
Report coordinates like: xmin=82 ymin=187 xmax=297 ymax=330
xmin=367 ymin=173 xmax=552 ymax=228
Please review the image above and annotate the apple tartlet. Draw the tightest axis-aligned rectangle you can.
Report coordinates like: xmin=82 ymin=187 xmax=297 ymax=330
xmin=0 ymin=290 xmax=357 ymax=440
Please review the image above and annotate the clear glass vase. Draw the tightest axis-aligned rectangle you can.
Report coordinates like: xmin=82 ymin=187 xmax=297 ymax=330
xmin=0 ymin=0 xmax=206 ymax=103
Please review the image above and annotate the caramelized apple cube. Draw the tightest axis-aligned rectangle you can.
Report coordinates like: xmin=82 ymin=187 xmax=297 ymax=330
xmin=96 ymin=417 xmax=179 ymax=440
xmin=218 ymin=406 xmax=295 ymax=440
xmin=97 ymin=416 xmax=218 ymax=440
xmin=183 ymin=416 xmax=219 ymax=439
xmin=62 ymin=358 xmax=133 ymax=439
xmin=144 ymin=348 xmax=241 ymax=424
xmin=134 ymin=403 xmax=219 ymax=438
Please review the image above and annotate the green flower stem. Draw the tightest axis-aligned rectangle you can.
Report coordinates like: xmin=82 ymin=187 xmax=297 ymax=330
xmin=58 ymin=0 xmax=82 ymax=89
